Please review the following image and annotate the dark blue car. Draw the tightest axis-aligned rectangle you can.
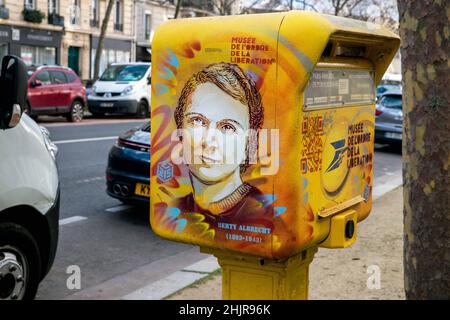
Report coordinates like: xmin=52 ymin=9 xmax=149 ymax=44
xmin=106 ymin=122 xmax=150 ymax=204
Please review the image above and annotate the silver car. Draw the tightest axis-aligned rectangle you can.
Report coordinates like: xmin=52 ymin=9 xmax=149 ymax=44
xmin=375 ymin=91 xmax=403 ymax=144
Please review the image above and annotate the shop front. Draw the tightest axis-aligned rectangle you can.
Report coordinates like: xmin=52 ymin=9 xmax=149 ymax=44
xmin=136 ymin=45 xmax=151 ymax=62
xmin=0 ymin=25 xmax=62 ymax=66
xmin=0 ymin=24 xmax=9 ymax=62
xmin=90 ymin=36 xmax=132 ymax=78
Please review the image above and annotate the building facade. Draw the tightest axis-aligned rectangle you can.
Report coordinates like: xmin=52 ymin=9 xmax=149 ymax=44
xmin=61 ymin=0 xmax=134 ymax=80
xmin=134 ymin=0 xmax=174 ymax=62
xmin=0 ymin=0 xmax=241 ymax=80
xmin=0 ymin=0 xmax=64 ymax=66
xmin=0 ymin=0 xmax=134 ymax=80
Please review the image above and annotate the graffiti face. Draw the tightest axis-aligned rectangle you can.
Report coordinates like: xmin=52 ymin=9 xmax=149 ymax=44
xmin=181 ymin=82 xmax=250 ymax=184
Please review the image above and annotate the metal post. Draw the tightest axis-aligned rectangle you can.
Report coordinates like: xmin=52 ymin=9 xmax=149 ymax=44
xmin=202 ymin=247 xmax=318 ymax=300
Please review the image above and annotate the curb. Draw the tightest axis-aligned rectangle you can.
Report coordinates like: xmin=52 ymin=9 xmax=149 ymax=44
xmin=122 ymin=256 xmax=220 ymax=300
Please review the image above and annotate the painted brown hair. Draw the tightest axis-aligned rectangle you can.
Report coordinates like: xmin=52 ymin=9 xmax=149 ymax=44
xmin=174 ymin=62 xmax=264 ymax=172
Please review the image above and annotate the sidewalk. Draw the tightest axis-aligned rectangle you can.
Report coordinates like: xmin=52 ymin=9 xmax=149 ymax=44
xmin=165 ymin=186 xmax=405 ymax=300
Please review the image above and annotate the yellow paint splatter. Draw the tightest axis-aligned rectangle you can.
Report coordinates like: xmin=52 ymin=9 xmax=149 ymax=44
xmin=435 ymin=32 xmax=442 ymax=47
xmin=416 ymin=64 xmax=426 ymax=84
xmin=415 ymin=125 xmax=426 ymax=156
xmin=427 ymin=64 xmax=436 ymax=80
xmin=413 ymin=82 xmax=423 ymax=102
xmin=412 ymin=257 xmax=417 ymax=269
xmin=410 ymin=155 xmax=419 ymax=181
xmin=420 ymin=28 xmax=427 ymax=41
xmin=423 ymin=180 xmax=435 ymax=195
xmin=444 ymin=154 xmax=450 ymax=171
xmin=404 ymin=11 xmax=418 ymax=31
xmin=404 ymin=69 xmax=414 ymax=113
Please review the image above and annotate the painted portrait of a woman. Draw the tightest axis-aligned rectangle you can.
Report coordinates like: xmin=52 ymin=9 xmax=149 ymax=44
xmin=172 ymin=62 xmax=274 ymax=243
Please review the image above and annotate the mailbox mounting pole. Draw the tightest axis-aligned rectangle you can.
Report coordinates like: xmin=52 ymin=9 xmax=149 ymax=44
xmin=202 ymin=247 xmax=318 ymax=300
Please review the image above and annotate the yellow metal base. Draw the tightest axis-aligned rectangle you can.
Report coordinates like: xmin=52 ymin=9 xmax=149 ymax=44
xmin=202 ymin=247 xmax=317 ymax=300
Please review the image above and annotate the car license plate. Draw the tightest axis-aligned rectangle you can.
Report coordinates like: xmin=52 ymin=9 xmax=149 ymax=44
xmin=135 ymin=183 xmax=150 ymax=198
xmin=385 ymin=132 xmax=402 ymax=140
xmin=100 ymin=102 xmax=114 ymax=107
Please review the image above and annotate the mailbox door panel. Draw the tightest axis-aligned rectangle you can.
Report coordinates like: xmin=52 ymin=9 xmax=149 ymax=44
xmin=275 ymin=12 xmax=377 ymax=256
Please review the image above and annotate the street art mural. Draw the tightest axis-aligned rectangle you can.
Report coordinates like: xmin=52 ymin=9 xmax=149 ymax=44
xmin=150 ymin=12 xmax=388 ymax=259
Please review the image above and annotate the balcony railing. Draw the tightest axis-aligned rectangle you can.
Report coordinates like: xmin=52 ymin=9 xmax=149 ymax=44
xmin=114 ymin=23 xmax=123 ymax=32
xmin=48 ymin=13 xmax=64 ymax=26
xmin=90 ymin=19 xmax=99 ymax=28
xmin=0 ymin=6 xmax=9 ymax=19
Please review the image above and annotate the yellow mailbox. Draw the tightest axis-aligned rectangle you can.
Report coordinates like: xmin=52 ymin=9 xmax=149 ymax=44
xmin=150 ymin=11 xmax=400 ymax=264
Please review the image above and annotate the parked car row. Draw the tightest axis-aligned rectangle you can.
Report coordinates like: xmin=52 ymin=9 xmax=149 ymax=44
xmin=88 ymin=63 xmax=151 ymax=119
xmin=375 ymin=86 xmax=403 ymax=145
xmin=25 ymin=62 xmax=151 ymax=123
xmin=26 ymin=65 xmax=86 ymax=122
xmin=106 ymin=122 xmax=151 ymax=205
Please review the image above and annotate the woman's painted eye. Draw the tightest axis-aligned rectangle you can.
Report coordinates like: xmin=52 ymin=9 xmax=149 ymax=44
xmin=220 ymin=123 xmax=236 ymax=134
xmin=190 ymin=117 xmax=205 ymax=127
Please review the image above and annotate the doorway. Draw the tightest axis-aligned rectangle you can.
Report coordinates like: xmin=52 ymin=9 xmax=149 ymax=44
xmin=68 ymin=46 xmax=80 ymax=75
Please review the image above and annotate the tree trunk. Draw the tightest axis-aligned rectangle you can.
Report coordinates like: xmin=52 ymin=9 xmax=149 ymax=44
xmin=174 ymin=0 xmax=182 ymax=19
xmin=93 ymin=0 xmax=115 ymax=80
xmin=398 ymin=0 xmax=450 ymax=299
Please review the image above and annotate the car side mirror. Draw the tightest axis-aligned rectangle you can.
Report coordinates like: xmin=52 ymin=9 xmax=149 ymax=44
xmin=0 ymin=55 xmax=27 ymax=130
xmin=32 ymin=79 xmax=42 ymax=87
xmin=147 ymin=76 xmax=151 ymax=85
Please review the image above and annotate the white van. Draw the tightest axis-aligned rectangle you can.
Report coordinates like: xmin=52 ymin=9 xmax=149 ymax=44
xmin=88 ymin=62 xmax=151 ymax=118
xmin=0 ymin=56 xmax=59 ymax=300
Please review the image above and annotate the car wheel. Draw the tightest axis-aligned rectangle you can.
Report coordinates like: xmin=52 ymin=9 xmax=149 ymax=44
xmin=136 ymin=101 xmax=148 ymax=119
xmin=0 ymin=223 xmax=41 ymax=300
xmin=67 ymin=101 xmax=84 ymax=122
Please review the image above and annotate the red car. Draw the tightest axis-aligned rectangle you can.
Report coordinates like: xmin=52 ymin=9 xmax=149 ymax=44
xmin=26 ymin=65 xmax=87 ymax=122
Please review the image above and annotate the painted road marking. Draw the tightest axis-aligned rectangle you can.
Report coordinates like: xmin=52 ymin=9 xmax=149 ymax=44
xmin=76 ymin=176 xmax=104 ymax=184
xmin=122 ymin=257 xmax=220 ymax=300
xmin=105 ymin=204 xmax=133 ymax=213
xmin=54 ymin=136 xmax=117 ymax=144
xmin=122 ymin=271 xmax=205 ymax=300
xmin=59 ymin=216 xmax=87 ymax=226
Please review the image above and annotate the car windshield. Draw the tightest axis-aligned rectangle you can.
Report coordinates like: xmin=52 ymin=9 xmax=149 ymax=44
xmin=100 ymin=65 xmax=149 ymax=81
xmin=140 ymin=122 xmax=150 ymax=133
xmin=27 ymin=67 xmax=37 ymax=78
xmin=377 ymin=85 xmax=401 ymax=95
xmin=382 ymin=95 xmax=402 ymax=109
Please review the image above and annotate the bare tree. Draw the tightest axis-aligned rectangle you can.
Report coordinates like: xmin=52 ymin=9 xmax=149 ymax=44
xmin=93 ymin=0 xmax=115 ymax=80
xmin=286 ymin=0 xmax=317 ymax=10
xmin=328 ymin=0 xmax=365 ymax=16
xmin=174 ymin=0 xmax=183 ymax=18
xmin=211 ymin=0 xmax=239 ymax=15
xmin=398 ymin=0 xmax=450 ymax=299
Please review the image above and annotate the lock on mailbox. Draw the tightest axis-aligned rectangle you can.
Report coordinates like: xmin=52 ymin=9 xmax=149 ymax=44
xmin=150 ymin=11 xmax=400 ymax=260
